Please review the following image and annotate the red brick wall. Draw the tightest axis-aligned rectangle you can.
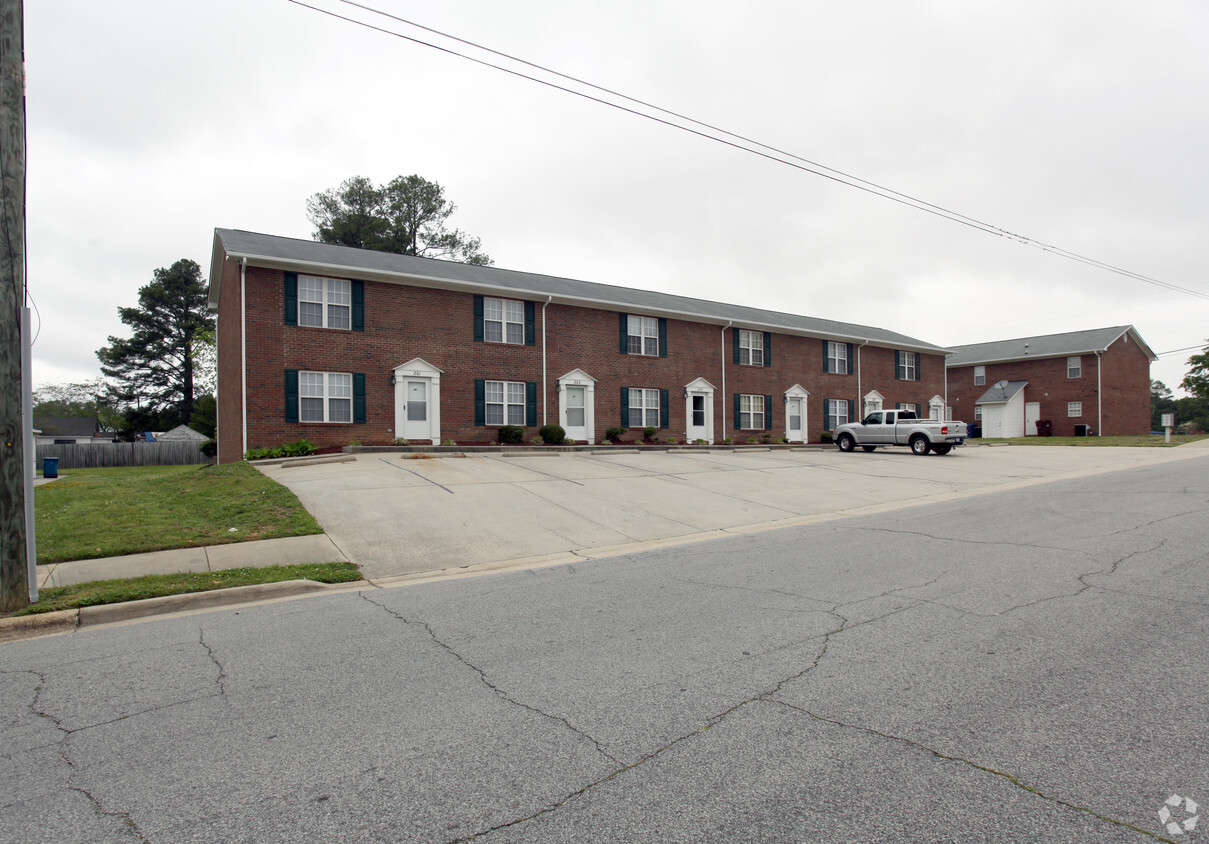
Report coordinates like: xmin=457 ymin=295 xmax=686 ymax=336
xmin=946 ymin=335 xmax=1151 ymax=437
xmin=215 ymin=267 xmax=949 ymax=456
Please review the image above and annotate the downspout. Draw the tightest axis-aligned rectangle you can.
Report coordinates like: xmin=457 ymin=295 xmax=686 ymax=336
xmin=856 ymin=340 xmax=869 ymax=416
xmin=1096 ymin=350 xmax=1103 ymax=436
xmin=542 ymin=296 xmax=552 ymax=426
xmin=240 ymin=258 xmax=248 ymax=460
xmin=721 ymin=321 xmax=732 ymax=439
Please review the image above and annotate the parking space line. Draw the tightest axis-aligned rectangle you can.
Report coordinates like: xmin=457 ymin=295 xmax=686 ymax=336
xmin=484 ymin=455 xmax=585 ymax=485
xmin=378 ymin=458 xmax=455 ymax=493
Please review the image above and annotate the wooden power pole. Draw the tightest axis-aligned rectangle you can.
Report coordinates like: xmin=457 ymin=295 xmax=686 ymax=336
xmin=0 ymin=0 xmax=28 ymax=612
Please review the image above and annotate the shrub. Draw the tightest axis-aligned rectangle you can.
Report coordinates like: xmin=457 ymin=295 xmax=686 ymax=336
xmin=722 ymin=437 xmax=734 ymax=445
xmin=244 ymin=439 xmax=317 ymax=461
xmin=393 ymin=437 xmax=410 ymax=446
xmin=498 ymin=425 xmax=525 ymax=444
xmin=200 ymin=438 xmax=217 ymax=457
xmin=347 ymin=439 xmax=362 ymax=448
xmin=693 ymin=438 xmax=708 ymax=445
xmin=821 ymin=431 xmax=833 ymax=443
xmin=605 ymin=426 xmax=626 ymax=443
xmin=665 ymin=437 xmax=677 ymax=444
xmin=442 ymin=439 xmax=457 ymax=446
xmin=538 ymin=424 xmax=566 ymax=444
xmin=746 ymin=437 xmax=759 ymax=444
xmin=642 ymin=427 xmax=657 ymax=441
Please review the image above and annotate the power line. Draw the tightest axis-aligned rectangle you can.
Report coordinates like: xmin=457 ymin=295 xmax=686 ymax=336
xmin=290 ymin=0 xmax=1209 ymax=303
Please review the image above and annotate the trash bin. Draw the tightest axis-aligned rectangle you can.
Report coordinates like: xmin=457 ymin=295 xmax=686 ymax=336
xmin=967 ymin=423 xmax=981 ymax=439
xmin=42 ymin=457 xmax=59 ymax=479
xmin=1035 ymin=419 xmax=1053 ymax=437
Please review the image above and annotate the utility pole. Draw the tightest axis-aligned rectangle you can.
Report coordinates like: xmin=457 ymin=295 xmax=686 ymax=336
xmin=0 ymin=0 xmax=28 ymax=612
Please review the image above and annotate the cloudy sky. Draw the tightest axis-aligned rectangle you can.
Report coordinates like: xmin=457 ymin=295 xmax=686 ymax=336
xmin=24 ymin=1 xmax=1209 ymax=396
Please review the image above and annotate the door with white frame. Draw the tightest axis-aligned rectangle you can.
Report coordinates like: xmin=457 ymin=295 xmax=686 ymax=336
xmin=393 ymin=358 xmax=442 ymax=444
xmin=784 ymin=385 xmax=809 ymax=443
xmin=863 ymin=390 xmax=884 ymax=420
xmin=558 ymin=369 xmax=596 ymax=443
xmin=1025 ymin=401 xmax=1041 ymax=436
xmin=684 ymin=377 xmax=715 ymax=444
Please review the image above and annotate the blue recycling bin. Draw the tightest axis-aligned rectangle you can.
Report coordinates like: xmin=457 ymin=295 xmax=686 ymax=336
xmin=42 ymin=456 xmax=59 ymax=478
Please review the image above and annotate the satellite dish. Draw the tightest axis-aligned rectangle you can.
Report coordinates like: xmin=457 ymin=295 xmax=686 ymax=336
xmin=993 ymin=379 xmax=1010 ymax=389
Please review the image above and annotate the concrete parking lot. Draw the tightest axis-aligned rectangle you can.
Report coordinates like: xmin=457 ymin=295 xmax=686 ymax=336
xmin=259 ymin=444 xmax=1208 ymax=583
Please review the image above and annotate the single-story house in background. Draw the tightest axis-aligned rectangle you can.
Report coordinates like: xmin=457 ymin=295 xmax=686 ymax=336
xmin=207 ymin=229 xmax=955 ymax=463
xmin=945 ymin=326 xmax=1155 ymax=437
xmin=32 ymin=416 xmax=112 ymax=445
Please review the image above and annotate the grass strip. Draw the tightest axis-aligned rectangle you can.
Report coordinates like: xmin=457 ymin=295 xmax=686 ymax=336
xmin=972 ymin=434 xmax=1208 ymax=447
xmin=10 ymin=562 xmax=362 ymax=616
xmin=35 ymin=462 xmax=322 ymax=563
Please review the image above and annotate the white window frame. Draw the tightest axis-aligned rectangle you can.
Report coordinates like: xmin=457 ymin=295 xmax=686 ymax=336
xmin=1068 ymin=401 xmax=1082 ymax=417
xmin=897 ymin=351 xmax=917 ymax=381
xmin=973 ymin=365 xmax=985 ymax=386
xmin=1067 ymin=356 xmax=1082 ymax=378
xmin=298 ymin=275 xmax=351 ymax=330
xmin=974 ymin=405 xmax=983 ymax=421
xmin=300 ymin=371 xmax=352 ymax=423
xmin=738 ymin=394 xmax=765 ymax=429
xmin=827 ymin=342 xmax=849 ymax=375
xmin=738 ymin=330 xmax=764 ymax=366
xmin=827 ymin=398 xmax=850 ymax=429
xmin=627 ymin=315 xmax=659 ymax=356
xmin=896 ymin=402 xmax=919 ymax=415
xmin=629 ymin=388 xmax=660 ymax=428
xmin=485 ymin=297 xmax=525 ymax=345
xmin=484 ymin=380 xmax=527 ymax=426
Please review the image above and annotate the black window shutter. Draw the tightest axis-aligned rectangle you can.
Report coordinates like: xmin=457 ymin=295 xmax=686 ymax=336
xmin=763 ymin=333 xmax=772 ymax=367
xmin=474 ymin=379 xmax=485 ymax=426
xmin=847 ymin=343 xmax=854 ymax=374
xmin=619 ymin=313 xmax=629 ymax=353
xmin=660 ymin=388 xmax=669 ymax=428
xmin=353 ymin=373 xmax=366 ymax=423
xmin=896 ymin=351 xmax=904 ymax=381
xmin=822 ymin=339 xmax=830 ymax=373
xmin=824 ymin=398 xmax=831 ymax=431
xmin=765 ymin=395 xmax=773 ymax=430
xmin=473 ymin=295 xmax=484 ymax=342
xmin=285 ymin=369 xmax=299 ymax=423
xmin=526 ymin=381 xmax=537 ymax=425
xmin=659 ymin=318 xmax=668 ymax=358
xmin=733 ymin=328 xmax=741 ymax=364
xmin=848 ymin=399 xmax=855 ymax=422
xmin=620 ymin=387 xmax=630 ymax=427
xmin=284 ymin=273 xmax=298 ymax=326
xmin=351 ymin=281 xmax=365 ymax=331
xmin=734 ymin=393 xmax=742 ymax=426
xmin=915 ymin=352 xmax=922 ymax=381
xmin=525 ymin=301 xmax=536 ymax=346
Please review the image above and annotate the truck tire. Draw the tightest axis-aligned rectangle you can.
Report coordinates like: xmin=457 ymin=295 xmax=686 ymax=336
xmin=836 ymin=433 xmax=856 ymax=452
xmin=861 ymin=445 xmax=877 ymax=452
xmin=931 ymin=445 xmax=952 ymax=455
xmin=909 ymin=435 xmax=931 ymax=456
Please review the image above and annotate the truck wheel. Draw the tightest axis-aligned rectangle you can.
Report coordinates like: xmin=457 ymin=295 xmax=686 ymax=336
xmin=836 ymin=434 xmax=855 ymax=452
xmin=861 ymin=446 xmax=877 ymax=452
xmin=932 ymin=445 xmax=952 ymax=455
xmin=909 ymin=436 xmax=931 ymax=455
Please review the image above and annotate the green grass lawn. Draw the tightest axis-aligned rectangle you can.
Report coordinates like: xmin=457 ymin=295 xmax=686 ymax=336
xmin=13 ymin=563 xmax=362 ymax=616
xmin=971 ymin=434 xmax=1209 ymax=447
xmin=35 ymin=462 xmax=323 ymax=564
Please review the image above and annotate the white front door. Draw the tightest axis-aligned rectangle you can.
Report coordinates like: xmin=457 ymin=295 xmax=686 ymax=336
xmin=786 ymin=397 xmax=804 ymax=442
xmin=563 ymin=385 xmax=588 ymax=441
xmin=1025 ymin=401 xmax=1041 ymax=436
xmin=687 ymin=393 xmax=711 ymax=443
xmin=402 ymin=379 xmax=431 ymax=441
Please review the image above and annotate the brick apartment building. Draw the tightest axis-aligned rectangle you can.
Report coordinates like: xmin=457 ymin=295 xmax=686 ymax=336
xmin=207 ymin=229 xmax=953 ymax=464
xmin=945 ymin=326 xmax=1155 ymax=437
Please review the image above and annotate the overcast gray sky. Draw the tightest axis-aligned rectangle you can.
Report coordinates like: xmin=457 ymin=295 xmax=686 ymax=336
xmin=24 ymin=1 xmax=1209 ymax=397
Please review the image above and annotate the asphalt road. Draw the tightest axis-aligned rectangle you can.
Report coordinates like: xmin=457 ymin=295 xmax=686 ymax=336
xmin=3 ymin=451 xmax=1208 ymax=842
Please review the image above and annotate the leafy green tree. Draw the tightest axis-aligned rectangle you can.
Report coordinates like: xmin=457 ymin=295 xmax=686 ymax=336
xmin=307 ymin=174 xmax=492 ymax=265
xmin=32 ymin=378 xmax=123 ymax=431
xmin=1180 ymin=340 xmax=1209 ymax=399
xmin=1150 ymin=380 xmax=1177 ymax=430
xmin=96 ymin=259 xmax=214 ymax=426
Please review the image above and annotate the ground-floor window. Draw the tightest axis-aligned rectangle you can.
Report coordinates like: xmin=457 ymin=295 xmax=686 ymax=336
xmin=628 ymin=387 xmax=661 ymax=428
xmin=738 ymin=394 xmax=765 ymax=429
xmin=486 ymin=380 xmax=527 ymax=426
xmin=301 ymin=371 xmax=352 ymax=423
xmin=826 ymin=398 xmax=851 ymax=430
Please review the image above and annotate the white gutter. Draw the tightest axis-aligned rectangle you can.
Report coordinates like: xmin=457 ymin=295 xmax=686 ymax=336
xmin=240 ymin=258 xmax=248 ymax=459
xmin=1096 ymin=350 xmax=1103 ymax=436
xmin=542 ymin=295 xmax=551 ymax=426
xmin=721 ymin=321 xmax=732 ymax=439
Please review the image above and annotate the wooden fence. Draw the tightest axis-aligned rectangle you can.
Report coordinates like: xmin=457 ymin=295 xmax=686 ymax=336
xmin=36 ymin=441 xmax=210 ymax=469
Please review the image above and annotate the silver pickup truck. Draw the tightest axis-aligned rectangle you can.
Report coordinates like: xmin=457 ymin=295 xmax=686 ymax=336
xmin=833 ymin=409 xmax=967 ymax=455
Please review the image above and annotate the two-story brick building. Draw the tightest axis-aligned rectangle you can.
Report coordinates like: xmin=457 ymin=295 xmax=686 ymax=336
xmin=207 ymin=229 xmax=953 ymax=463
xmin=945 ymin=326 xmax=1155 ymax=437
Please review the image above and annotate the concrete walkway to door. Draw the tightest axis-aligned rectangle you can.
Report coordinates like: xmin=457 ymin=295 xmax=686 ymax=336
xmin=257 ymin=443 xmax=1209 ymax=584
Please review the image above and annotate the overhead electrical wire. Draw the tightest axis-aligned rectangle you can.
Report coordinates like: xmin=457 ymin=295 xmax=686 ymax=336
xmin=289 ymin=0 xmax=1209 ymax=303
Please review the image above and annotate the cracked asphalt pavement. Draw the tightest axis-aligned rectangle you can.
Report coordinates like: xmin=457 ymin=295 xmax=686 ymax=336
xmin=2 ymin=448 xmax=1207 ymax=842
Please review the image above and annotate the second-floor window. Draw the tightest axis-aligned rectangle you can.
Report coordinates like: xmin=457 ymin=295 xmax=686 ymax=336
xmin=1068 ymin=356 xmax=1082 ymax=378
xmin=974 ymin=365 xmax=985 ymax=386
xmin=738 ymin=330 xmax=764 ymax=366
xmin=896 ymin=351 xmax=919 ymax=381
xmin=826 ymin=341 xmax=849 ymax=375
xmin=485 ymin=297 xmax=525 ymax=344
xmin=299 ymin=275 xmax=351 ymax=329
xmin=627 ymin=315 xmax=659 ymax=356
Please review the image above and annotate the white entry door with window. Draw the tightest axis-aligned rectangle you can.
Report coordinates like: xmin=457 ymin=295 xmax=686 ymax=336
xmin=564 ymin=385 xmax=587 ymax=441
xmin=784 ymin=385 xmax=809 ymax=443
xmin=684 ymin=377 xmax=716 ymax=444
xmin=393 ymin=357 xmax=443 ymax=444
xmin=557 ymin=369 xmax=596 ymax=443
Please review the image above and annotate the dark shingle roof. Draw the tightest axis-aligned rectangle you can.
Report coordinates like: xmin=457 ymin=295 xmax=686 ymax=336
xmin=33 ymin=416 xmax=98 ymax=437
xmin=946 ymin=326 xmax=1156 ymax=367
xmin=974 ymin=381 xmax=1028 ymax=405
xmin=210 ymin=229 xmax=949 ymax=353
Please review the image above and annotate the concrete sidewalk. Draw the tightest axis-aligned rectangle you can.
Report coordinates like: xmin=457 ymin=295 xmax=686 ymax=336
xmin=35 ymin=533 xmax=346 ymax=589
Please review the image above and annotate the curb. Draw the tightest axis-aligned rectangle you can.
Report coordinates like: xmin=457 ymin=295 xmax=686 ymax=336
xmin=0 ymin=579 xmax=362 ymax=644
